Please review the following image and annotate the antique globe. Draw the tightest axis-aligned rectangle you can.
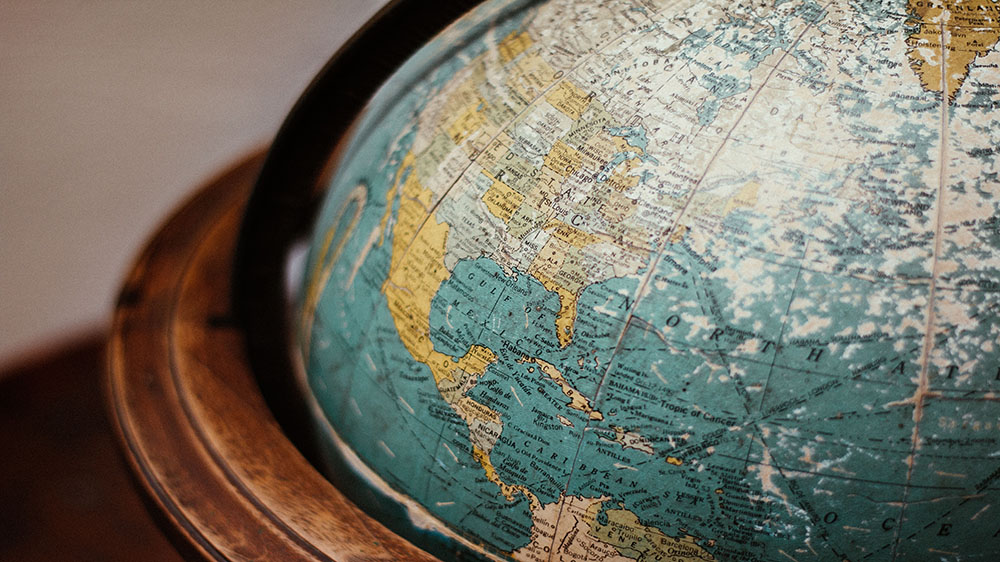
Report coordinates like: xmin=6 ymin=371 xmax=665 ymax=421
xmin=288 ymin=0 xmax=1000 ymax=560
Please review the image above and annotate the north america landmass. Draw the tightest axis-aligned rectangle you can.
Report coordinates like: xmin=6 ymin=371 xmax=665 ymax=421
xmin=303 ymin=0 xmax=1000 ymax=560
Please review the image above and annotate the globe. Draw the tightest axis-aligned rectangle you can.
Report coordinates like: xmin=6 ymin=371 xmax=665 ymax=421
xmin=295 ymin=0 xmax=1000 ymax=560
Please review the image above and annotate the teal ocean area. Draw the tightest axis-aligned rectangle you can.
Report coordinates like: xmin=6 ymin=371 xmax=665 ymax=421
xmin=298 ymin=0 xmax=1000 ymax=559
xmin=303 ymin=0 xmax=548 ymax=555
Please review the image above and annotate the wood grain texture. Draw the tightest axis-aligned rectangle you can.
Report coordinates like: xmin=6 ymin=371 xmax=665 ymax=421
xmin=107 ymin=151 xmax=437 ymax=561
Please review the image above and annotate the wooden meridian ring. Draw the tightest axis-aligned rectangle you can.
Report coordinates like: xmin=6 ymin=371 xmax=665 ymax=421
xmin=235 ymin=0 xmax=486 ymax=459
xmin=107 ymin=152 xmax=438 ymax=561
xmin=107 ymin=1 xmax=489 ymax=559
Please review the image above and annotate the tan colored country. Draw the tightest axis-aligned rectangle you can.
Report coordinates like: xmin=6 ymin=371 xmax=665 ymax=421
xmin=584 ymin=502 xmax=716 ymax=562
xmin=906 ymin=0 xmax=1000 ymax=101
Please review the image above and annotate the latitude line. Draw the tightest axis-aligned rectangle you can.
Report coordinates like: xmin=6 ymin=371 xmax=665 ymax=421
xmin=718 ymin=452 xmax=966 ymax=491
xmin=374 ymin=0 xmax=706 ymax=555
xmin=743 ymin=249 xmax=806 ymax=472
xmin=367 ymin=16 xmax=668 ymax=552
xmin=567 ymin=4 xmax=837 ymax=557
xmin=753 ymin=433 xmax=869 ymax=559
xmin=362 ymin=2 xmax=698 ymax=559
xmin=390 ymin=2 xmax=667 ymax=282
xmin=475 ymin=283 xmax=508 ymax=342
xmin=552 ymin=4 xmax=834 ymax=557
xmin=585 ymin=2 xmax=831 ymax=435
xmin=538 ymin=2 xmax=706 ymax=554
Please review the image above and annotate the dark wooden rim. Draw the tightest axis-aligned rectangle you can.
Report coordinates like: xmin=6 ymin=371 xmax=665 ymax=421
xmin=108 ymin=2 xmax=497 ymax=558
xmin=108 ymin=2 xmax=488 ymax=558
xmin=234 ymin=0 xmax=485 ymax=464
xmin=107 ymin=151 xmax=440 ymax=560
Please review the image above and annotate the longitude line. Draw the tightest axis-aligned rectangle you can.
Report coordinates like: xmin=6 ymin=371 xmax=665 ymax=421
xmin=889 ymin=17 xmax=951 ymax=560
xmin=550 ymin=6 xmax=832 ymax=560
xmin=586 ymin=5 xmax=829 ymax=435
xmin=540 ymin=6 xmax=701 ymax=557
xmin=743 ymin=251 xmax=807 ymax=470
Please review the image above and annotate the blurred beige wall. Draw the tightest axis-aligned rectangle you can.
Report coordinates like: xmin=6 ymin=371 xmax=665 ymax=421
xmin=1 ymin=1 xmax=389 ymax=365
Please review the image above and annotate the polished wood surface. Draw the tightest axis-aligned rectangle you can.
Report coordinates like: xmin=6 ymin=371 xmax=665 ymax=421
xmin=0 ymin=333 xmax=182 ymax=562
xmin=105 ymin=3 xmax=493 ymax=557
xmin=107 ymin=152 xmax=437 ymax=560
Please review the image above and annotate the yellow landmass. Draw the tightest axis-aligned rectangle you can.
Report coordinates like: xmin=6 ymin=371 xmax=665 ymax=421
xmin=543 ymin=219 xmax=600 ymax=248
xmin=481 ymin=174 xmax=525 ymax=223
xmin=505 ymin=50 xmax=558 ymax=102
xmin=722 ymin=181 xmax=760 ymax=216
xmin=382 ymin=155 xmax=453 ymax=367
xmin=532 ymin=271 xmax=579 ymax=349
xmin=610 ymin=425 xmax=655 ymax=455
xmin=446 ymin=100 xmax=488 ymax=144
xmin=605 ymin=166 xmax=642 ymax=193
xmin=380 ymin=149 xmax=548 ymax=511
xmin=520 ymin=356 xmax=603 ymax=420
xmin=473 ymin=446 xmax=540 ymax=508
xmin=513 ymin=496 xmax=633 ymax=562
xmin=598 ymin=190 xmax=641 ymax=225
xmin=499 ymin=30 xmax=532 ymax=63
xmin=553 ymin=288 xmax=577 ymax=349
xmin=585 ymin=503 xmax=716 ymax=562
xmin=543 ymin=140 xmax=583 ymax=177
xmin=667 ymin=456 xmax=684 ymax=466
xmin=457 ymin=340 xmax=496 ymax=371
xmin=669 ymin=224 xmax=690 ymax=244
xmin=906 ymin=0 xmax=1000 ymax=100
xmin=545 ymin=79 xmax=592 ymax=120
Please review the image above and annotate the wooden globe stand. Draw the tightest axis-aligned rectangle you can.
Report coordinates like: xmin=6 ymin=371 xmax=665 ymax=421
xmin=106 ymin=152 xmax=435 ymax=560
xmin=106 ymin=2 xmax=494 ymax=558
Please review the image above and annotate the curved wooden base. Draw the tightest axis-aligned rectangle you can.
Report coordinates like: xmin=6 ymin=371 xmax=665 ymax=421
xmin=106 ymin=152 xmax=434 ymax=561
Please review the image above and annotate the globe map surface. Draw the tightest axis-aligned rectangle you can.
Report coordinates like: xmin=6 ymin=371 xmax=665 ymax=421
xmin=297 ymin=0 xmax=1000 ymax=559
